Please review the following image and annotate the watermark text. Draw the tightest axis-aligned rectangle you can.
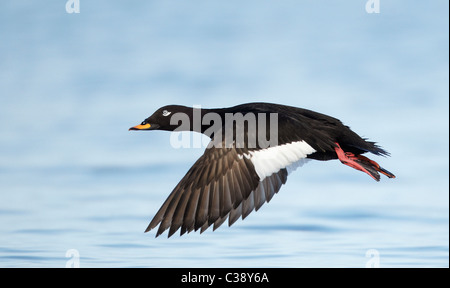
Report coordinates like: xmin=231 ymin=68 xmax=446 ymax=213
xmin=365 ymin=249 xmax=380 ymax=268
xmin=65 ymin=249 xmax=80 ymax=268
xmin=365 ymin=0 xmax=380 ymax=14
xmin=66 ymin=0 xmax=80 ymax=14
xmin=168 ymin=107 xmax=279 ymax=149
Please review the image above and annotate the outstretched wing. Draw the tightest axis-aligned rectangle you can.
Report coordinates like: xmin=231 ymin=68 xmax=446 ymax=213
xmin=146 ymin=140 xmax=316 ymax=238
xmin=146 ymin=147 xmax=253 ymax=237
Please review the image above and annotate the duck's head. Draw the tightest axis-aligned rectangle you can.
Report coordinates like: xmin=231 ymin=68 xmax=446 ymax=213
xmin=129 ymin=105 xmax=193 ymax=131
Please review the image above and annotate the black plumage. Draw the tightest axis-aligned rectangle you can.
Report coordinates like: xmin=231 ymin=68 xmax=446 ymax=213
xmin=129 ymin=102 xmax=395 ymax=237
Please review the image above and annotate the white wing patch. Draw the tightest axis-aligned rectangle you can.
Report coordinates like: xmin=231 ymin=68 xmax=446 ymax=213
xmin=248 ymin=141 xmax=316 ymax=180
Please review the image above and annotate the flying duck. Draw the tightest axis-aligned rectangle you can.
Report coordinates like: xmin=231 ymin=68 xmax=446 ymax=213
xmin=129 ymin=103 xmax=395 ymax=237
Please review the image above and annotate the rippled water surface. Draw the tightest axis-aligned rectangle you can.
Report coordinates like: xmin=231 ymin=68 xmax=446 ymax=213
xmin=0 ymin=1 xmax=448 ymax=267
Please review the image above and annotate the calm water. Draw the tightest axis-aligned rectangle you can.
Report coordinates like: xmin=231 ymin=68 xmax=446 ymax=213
xmin=0 ymin=1 xmax=448 ymax=267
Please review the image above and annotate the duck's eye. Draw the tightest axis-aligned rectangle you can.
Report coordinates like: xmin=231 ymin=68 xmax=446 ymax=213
xmin=141 ymin=121 xmax=146 ymax=125
xmin=162 ymin=110 xmax=171 ymax=116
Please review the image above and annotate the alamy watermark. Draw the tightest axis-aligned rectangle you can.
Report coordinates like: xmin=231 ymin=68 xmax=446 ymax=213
xmin=167 ymin=106 xmax=279 ymax=149
xmin=365 ymin=0 xmax=380 ymax=14
xmin=65 ymin=1 xmax=379 ymax=15
xmin=65 ymin=249 xmax=80 ymax=268
xmin=66 ymin=0 xmax=80 ymax=14
xmin=365 ymin=249 xmax=380 ymax=268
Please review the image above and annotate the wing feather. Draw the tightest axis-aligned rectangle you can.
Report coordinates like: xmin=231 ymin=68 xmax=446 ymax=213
xmin=147 ymin=143 xmax=301 ymax=237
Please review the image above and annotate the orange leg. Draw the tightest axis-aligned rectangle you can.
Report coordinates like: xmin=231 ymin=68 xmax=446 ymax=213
xmin=334 ymin=143 xmax=378 ymax=180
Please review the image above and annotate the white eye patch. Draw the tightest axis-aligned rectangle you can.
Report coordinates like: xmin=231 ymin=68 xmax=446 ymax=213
xmin=162 ymin=110 xmax=171 ymax=117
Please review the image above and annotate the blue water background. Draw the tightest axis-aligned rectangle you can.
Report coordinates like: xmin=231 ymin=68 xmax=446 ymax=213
xmin=0 ymin=1 xmax=448 ymax=267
